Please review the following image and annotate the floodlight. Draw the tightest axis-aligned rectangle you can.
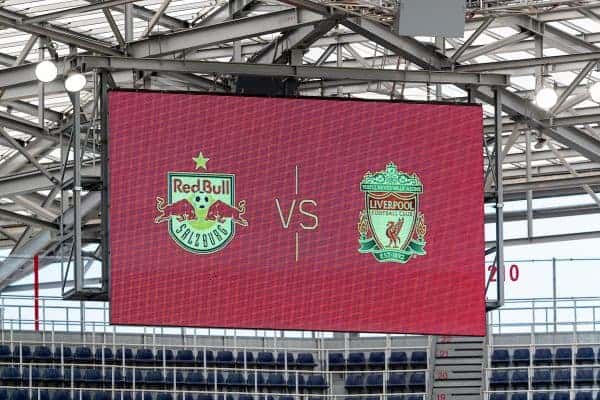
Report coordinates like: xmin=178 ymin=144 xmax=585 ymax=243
xmin=64 ymin=72 xmax=86 ymax=92
xmin=35 ymin=60 xmax=58 ymax=83
xmin=535 ymin=87 xmax=557 ymax=110
xmin=590 ymin=82 xmax=600 ymax=103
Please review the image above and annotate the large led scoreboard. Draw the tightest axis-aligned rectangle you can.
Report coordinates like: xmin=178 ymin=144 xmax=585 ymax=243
xmin=109 ymin=90 xmax=485 ymax=336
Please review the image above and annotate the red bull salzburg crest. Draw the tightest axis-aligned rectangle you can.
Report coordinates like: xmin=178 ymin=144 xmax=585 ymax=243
xmin=154 ymin=151 xmax=247 ymax=254
xmin=357 ymin=162 xmax=427 ymax=263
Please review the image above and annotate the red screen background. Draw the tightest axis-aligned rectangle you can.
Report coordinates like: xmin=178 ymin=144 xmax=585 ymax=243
xmin=109 ymin=90 xmax=485 ymax=335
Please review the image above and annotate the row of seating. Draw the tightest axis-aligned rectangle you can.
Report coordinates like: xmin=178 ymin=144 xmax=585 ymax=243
xmin=0 ymin=347 xmax=316 ymax=369
xmin=344 ymin=373 xmax=426 ymax=392
xmin=1 ymin=367 xmax=328 ymax=390
xmin=490 ymin=368 xmax=600 ymax=388
xmin=328 ymin=352 xmax=427 ymax=370
xmin=0 ymin=393 xmax=424 ymax=400
xmin=490 ymin=392 xmax=600 ymax=400
xmin=491 ymin=348 xmax=600 ymax=366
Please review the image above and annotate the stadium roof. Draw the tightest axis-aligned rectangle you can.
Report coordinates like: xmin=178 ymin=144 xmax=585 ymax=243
xmin=1 ymin=0 xmax=600 ymax=289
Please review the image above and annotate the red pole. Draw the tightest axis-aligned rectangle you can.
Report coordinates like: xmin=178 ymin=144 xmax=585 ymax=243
xmin=34 ymin=255 xmax=39 ymax=332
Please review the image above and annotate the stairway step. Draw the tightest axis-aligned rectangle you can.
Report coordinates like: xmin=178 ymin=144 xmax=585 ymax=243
xmin=437 ymin=336 xmax=486 ymax=344
xmin=435 ymin=348 xmax=484 ymax=358
xmin=435 ymin=358 xmax=484 ymax=366
xmin=433 ymin=379 xmax=483 ymax=388
xmin=433 ymin=388 xmax=482 ymax=396
xmin=436 ymin=365 xmax=484 ymax=373
xmin=434 ymin=368 xmax=482 ymax=380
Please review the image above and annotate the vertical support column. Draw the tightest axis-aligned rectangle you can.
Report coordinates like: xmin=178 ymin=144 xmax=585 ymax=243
xmin=34 ymin=255 xmax=39 ymax=332
xmin=525 ymin=129 xmax=533 ymax=238
xmin=73 ymin=91 xmax=83 ymax=293
xmin=100 ymin=71 xmax=110 ymax=294
xmin=124 ymin=4 xmax=134 ymax=44
xmin=553 ymin=257 xmax=557 ymax=333
xmin=37 ymin=38 xmax=45 ymax=128
xmin=493 ymin=88 xmax=504 ymax=308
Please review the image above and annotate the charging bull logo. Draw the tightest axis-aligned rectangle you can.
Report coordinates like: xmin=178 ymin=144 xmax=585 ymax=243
xmin=154 ymin=151 xmax=247 ymax=254
xmin=357 ymin=162 xmax=427 ymax=263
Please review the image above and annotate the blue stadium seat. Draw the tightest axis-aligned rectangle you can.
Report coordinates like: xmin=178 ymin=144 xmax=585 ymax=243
xmin=225 ymin=372 xmax=245 ymax=388
xmin=532 ymin=393 xmax=550 ymax=400
xmin=576 ymin=368 xmax=594 ymax=386
xmin=54 ymin=346 xmax=73 ymax=363
xmin=135 ymin=349 xmax=155 ymax=364
xmin=246 ymin=372 xmax=265 ymax=389
xmin=287 ymin=373 xmax=306 ymax=390
xmin=1 ymin=366 xmax=20 ymax=385
xmin=144 ymin=369 xmax=165 ymax=386
xmin=511 ymin=393 xmax=527 ymax=400
xmin=115 ymin=348 xmax=133 ymax=363
xmin=577 ymin=348 xmax=595 ymax=364
xmin=553 ymin=368 xmax=571 ymax=387
xmin=176 ymin=350 xmax=196 ymax=365
xmin=13 ymin=344 xmax=32 ymax=362
xmin=266 ymin=373 xmax=286 ymax=388
xmin=389 ymin=352 xmax=409 ymax=369
xmin=576 ymin=392 xmax=593 ymax=400
xmin=410 ymin=352 xmax=427 ymax=369
xmin=196 ymin=350 xmax=214 ymax=366
xmin=238 ymin=396 xmax=253 ymax=400
xmin=134 ymin=393 xmax=152 ymax=400
xmin=156 ymin=393 xmax=173 ymax=400
xmin=0 ymin=345 xmax=11 ymax=362
xmin=511 ymin=370 xmax=529 ymax=388
xmin=348 ymin=353 xmax=366 ymax=369
xmin=296 ymin=353 xmax=316 ymax=369
xmin=306 ymin=375 xmax=328 ymax=390
xmin=42 ymin=367 xmax=63 ymax=385
xmin=235 ymin=351 xmax=255 ymax=368
xmin=489 ymin=394 xmax=507 ymax=400
xmin=328 ymin=353 xmax=345 ymax=370
xmin=554 ymin=393 xmax=569 ymax=400
xmin=165 ymin=370 xmax=184 ymax=385
xmin=512 ymin=349 xmax=530 ymax=366
xmin=279 ymin=396 xmax=294 ymax=400
xmin=33 ymin=346 xmax=53 ymax=362
xmin=388 ymin=373 xmax=407 ymax=391
xmin=345 ymin=374 xmax=364 ymax=391
xmin=532 ymin=369 xmax=552 ymax=388
xmin=491 ymin=350 xmax=510 ymax=367
xmin=555 ymin=348 xmax=572 ymax=364
xmin=94 ymin=348 xmax=113 ymax=363
xmin=82 ymin=369 xmax=103 ymax=385
xmin=63 ymin=367 xmax=83 ymax=386
xmin=368 ymin=352 xmax=385 ymax=369
xmin=489 ymin=371 xmax=509 ymax=389
xmin=10 ymin=390 xmax=28 ymax=400
xmin=365 ymin=373 xmax=383 ymax=391
xmin=156 ymin=349 xmax=174 ymax=364
xmin=176 ymin=393 xmax=195 ymax=400
xmin=33 ymin=390 xmax=50 ymax=400
xmin=21 ymin=366 xmax=41 ymax=385
xmin=408 ymin=372 xmax=426 ymax=391
xmin=257 ymin=352 xmax=276 ymax=368
xmin=196 ymin=395 xmax=212 ymax=400
xmin=93 ymin=392 xmax=111 ymax=400
xmin=124 ymin=369 xmax=143 ymax=384
xmin=534 ymin=348 xmax=553 ymax=365
xmin=184 ymin=371 xmax=204 ymax=388
xmin=104 ymin=367 xmax=124 ymax=386
xmin=0 ymin=389 xmax=6 ymax=400
xmin=216 ymin=351 xmax=235 ymax=367
xmin=74 ymin=347 xmax=93 ymax=362
xmin=276 ymin=353 xmax=294 ymax=369
xmin=206 ymin=370 xmax=225 ymax=387
xmin=407 ymin=396 xmax=423 ymax=400
xmin=51 ymin=391 xmax=70 ymax=400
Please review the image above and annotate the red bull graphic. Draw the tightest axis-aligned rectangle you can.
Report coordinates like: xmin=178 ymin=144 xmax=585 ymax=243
xmin=154 ymin=151 xmax=247 ymax=254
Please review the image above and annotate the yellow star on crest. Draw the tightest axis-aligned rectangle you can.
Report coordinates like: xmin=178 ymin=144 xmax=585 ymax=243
xmin=193 ymin=152 xmax=209 ymax=170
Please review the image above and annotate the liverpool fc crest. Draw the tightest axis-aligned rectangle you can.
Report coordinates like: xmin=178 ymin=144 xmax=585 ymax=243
xmin=154 ymin=151 xmax=247 ymax=254
xmin=358 ymin=163 xmax=427 ymax=263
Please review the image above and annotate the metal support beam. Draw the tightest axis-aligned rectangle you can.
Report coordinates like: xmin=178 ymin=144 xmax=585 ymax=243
xmin=459 ymin=31 xmax=533 ymax=63
xmin=23 ymin=0 xmax=143 ymax=24
xmin=549 ymin=61 xmax=596 ymax=115
xmin=142 ymin=0 xmax=173 ymax=37
xmin=450 ymin=17 xmax=494 ymax=64
xmin=493 ymin=88 xmax=505 ymax=309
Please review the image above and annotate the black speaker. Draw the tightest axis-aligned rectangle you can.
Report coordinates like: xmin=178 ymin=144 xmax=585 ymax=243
xmin=234 ymin=75 xmax=298 ymax=96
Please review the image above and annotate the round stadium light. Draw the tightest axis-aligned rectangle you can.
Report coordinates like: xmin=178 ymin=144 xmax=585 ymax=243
xmin=64 ymin=71 xmax=87 ymax=92
xmin=590 ymin=82 xmax=600 ymax=103
xmin=35 ymin=60 xmax=58 ymax=83
xmin=535 ymin=87 xmax=558 ymax=110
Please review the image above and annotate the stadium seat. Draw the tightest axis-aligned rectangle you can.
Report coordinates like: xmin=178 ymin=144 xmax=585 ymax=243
xmin=0 ymin=345 xmax=11 ymax=362
xmin=257 ymin=352 xmax=276 ymax=368
xmin=10 ymin=390 xmax=28 ymax=400
xmin=156 ymin=349 xmax=174 ymax=364
xmin=13 ymin=344 xmax=32 ymax=362
xmin=407 ymin=396 xmax=423 ymax=400
xmin=63 ymin=367 xmax=83 ymax=386
xmin=555 ymin=348 xmax=572 ymax=364
xmin=143 ymin=369 xmax=165 ymax=386
xmin=238 ymin=396 xmax=254 ymax=400
xmin=206 ymin=370 xmax=225 ymax=387
xmin=184 ymin=371 xmax=204 ymax=388
xmin=554 ymin=393 xmax=570 ymax=400
xmin=1 ymin=366 xmax=21 ymax=385
xmin=489 ymin=394 xmax=506 ymax=400
xmin=576 ymin=368 xmax=594 ymax=386
xmin=532 ymin=369 xmax=552 ymax=388
xmin=328 ymin=353 xmax=345 ymax=370
xmin=345 ymin=374 xmax=364 ymax=391
xmin=287 ymin=373 xmax=306 ymax=390
xmin=489 ymin=371 xmax=509 ymax=389
xmin=196 ymin=350 xmax=215 ymax=366
xmin=296 ymin=353 xmax=316 ymax=369
xmin=365 ymin=373 xmax=383 ymax=391
xmin=51 ymin=391 xmax=70 ymax=400
xmin=104 ymin=367 xmax=124 ymax=386
xmin=388 ymin=373 xmax=407 ymax=391
xmin=42 ymin=367 xmax=63 ymax=385
xmin=216 ymin=351 xmax=235 ymax=367
xmin=533 ymin=393 xmax=550 ymax=400
xmin=21 ymin=366 xmax=41 ymax=385
xmin=225 ymin=372 xmax=245 ymax=388
xmin=176 ymin=350 xmax=196 ymax=365
xmin=554 ymin=368 xmax=571 ymax=387
xmin=235 ymin=351 xmax=255 ymax=368
xmin=246 ymin=372 xmax=265 ymax=389
xmin=165 ymin=370 xmax=184 ymax=385
xmin=93 ymin=392 xmax=111 ymax=400
xmin=306 ymin=375 xmax=328 ymax=390
xmin=534 ymin=348 xmax=553 ymax=365
xmin=156 ymin=393 xmax=173 ymax=400
xmin=389 ymin=352 xmax=409 ymax=369
xmin=576 ymin=348 xmax=595 ymax=364
xmin=124 ymin=369 xmax=143 ymax=385
xmin=0 ymin=389 xmax=6 ymax=400
xmin=410 ymin=351 xmax=427 ymax=369
xmin=511 ymin=369 xmax=529 ymax=388
xmin=512 ymin=349 xmax=530 ymax=366
xmin=347 ymin=353 xmax=367 ymax=369
xmin=82 ymin=368 xmax=103 ymax=385
xmin=134 ymin=393 xmax=152 ymax=400
xmin=491 ymin=349 xmax=510 ymax=367
xmin=266 ymin=373 xmax=286 ymax=388
xmin=176 ymin=393 xmax=195 ymax=400
xmin=276 ymin=352 xmax=295 ymax=369
xmin=510 ymin=393 xmax=527 ymax=400
xmin=115 ymin=348 xmax=133 ymax=363
xmin=408 ymin=372 xmax=426 ymax=391
xmin=54 ymin=346 xmax=73 ymax=363
xmin=368 ymin=352 xmax=386 ymax=369
xmin=33 ymin=346 xmax=53 ymax=362
xmin=33 ymin=390 xmax=50 ymax=400
xmin=197 ymin=395 xmax=212 ymax=400
xmin=94 ymin=348 xmax=114 ymax=363
xmin=135 ymin=349 xmax=155 ymax=364
xmin=576 ymin=392 xmax=593 ymax=400
xmin=74 ymin=347 xmax=93 ymax=362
